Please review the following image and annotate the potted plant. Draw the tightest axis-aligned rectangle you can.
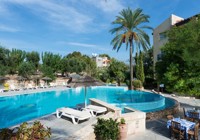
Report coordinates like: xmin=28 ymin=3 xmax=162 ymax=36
xmin=93 ymin=118 xmax=119 ymax=140
xmin=118 ymin=118 xmax=128 ymax=140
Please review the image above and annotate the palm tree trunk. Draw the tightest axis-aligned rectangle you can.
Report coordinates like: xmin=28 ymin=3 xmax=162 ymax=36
xmin=130 ymin=42 xmax=133 ymax=90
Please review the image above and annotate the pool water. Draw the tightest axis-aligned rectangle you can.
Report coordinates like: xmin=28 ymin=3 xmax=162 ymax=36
xmin=0 ymin=86 xmax=175 ymax=128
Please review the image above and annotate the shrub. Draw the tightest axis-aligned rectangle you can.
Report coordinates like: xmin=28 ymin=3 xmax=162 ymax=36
xmin=133 ymin=80 xmax=142 ymax=89
xmin=120 ymin=118 xmax=126 ymax=124
xmin=93 ymin=118 xmax=119 ymax=140
xmin=0 ymin=121 xmax=51 ymax=140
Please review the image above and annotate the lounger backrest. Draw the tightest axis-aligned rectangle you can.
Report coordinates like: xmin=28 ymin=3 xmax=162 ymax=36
xmin=60 ymin=108 xmax=90 ymax=118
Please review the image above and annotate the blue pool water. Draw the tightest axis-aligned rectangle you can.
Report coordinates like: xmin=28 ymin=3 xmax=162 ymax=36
xmin=0 ymin=86 xmax=175 ymax=128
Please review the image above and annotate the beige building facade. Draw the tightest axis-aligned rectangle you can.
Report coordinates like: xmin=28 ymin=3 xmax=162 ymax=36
xmin=153 ymin=14 xmax=183 ymax=68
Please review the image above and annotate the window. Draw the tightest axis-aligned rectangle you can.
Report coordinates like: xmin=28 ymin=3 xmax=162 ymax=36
xmin=157 ymin=53 xmax=162 ymax=61
xmin=159 ymin=32 xmax=167 ymax=40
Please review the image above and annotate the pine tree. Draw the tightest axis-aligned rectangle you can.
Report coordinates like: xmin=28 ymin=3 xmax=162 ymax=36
xmin=139 ymin=52 xmax=145 ymax=83
xmin=136 ymin=52 xmax=145 ymax=84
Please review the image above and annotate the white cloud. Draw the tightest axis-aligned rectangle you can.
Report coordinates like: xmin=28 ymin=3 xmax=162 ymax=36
xmin=0 ymin=24 xmax=20 ymax=32
xmin=68 ymin=42 xmax=97 ymax=48
xmin=82 ymin=0 xmax=124 ymax=13
xmin=58 ymin=41 xmax=111 ymax=51
xmin=0 ymin=0 xmax=126 ymax=33
xmin=1 ymin=0 xmax=94 ymax=33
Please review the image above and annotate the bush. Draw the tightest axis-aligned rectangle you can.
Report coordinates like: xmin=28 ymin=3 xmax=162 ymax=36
xmin=93 ymin=118 xmax=119 ymax=140
xmin=0 ymin=121 xmax=51 ymax=140
xmin=120 ymin=118 xmax=126 ymax=124
xmin=133 ymin=80 xmax=142 ymax=89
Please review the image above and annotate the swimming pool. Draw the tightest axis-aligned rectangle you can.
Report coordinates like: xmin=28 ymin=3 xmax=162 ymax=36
xmin=0 ymin=86 xmax=175 ymax=128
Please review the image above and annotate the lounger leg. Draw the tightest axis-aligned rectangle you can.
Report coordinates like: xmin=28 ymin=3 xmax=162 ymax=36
xmin=90 ymin=111 xmax=96 ymax=117
xmin=83 ymin=108 xmax=95 ymax=117
xmin=71 ymin=116 xmax=78 ymax=124
xmin=56 ymin=110 xmax=61 ymax=118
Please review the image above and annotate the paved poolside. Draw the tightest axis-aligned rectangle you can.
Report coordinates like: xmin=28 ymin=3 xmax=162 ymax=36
xmin=27 ymin=113 xmax=97 ymax=140
xmin=127 ymin=93 xmax=200 ymax=140
xmin=1 ymin=88 xmax=200 ymax=139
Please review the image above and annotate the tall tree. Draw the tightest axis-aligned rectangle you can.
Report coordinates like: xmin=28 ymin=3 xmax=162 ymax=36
xmin=18 ymin=62 xmax=35 ymax=79
xmin=156 ymin=16 xmax=200 ymax=95
xmin=135 ymin=53 xmax=140 ymax=81
xmin=136 ymin=52 xmax=145 ymax=84
xmin=61 ymin=57 xmax=86 ymax=74
xmin=8 ymin=49 xmax=26 ymax=74
xmin=108 ymin=58 xmax=128 ymax=86
xmin=26 ymin=51 xmax=40 ymax=69
xmin=143 ymin=48 xmax=153 ymax=79
xmin=82 ymin=55 xmax=97 ymax=76
xmin=110 ymin=8 xmax=151 ymax=90
xmin=42 ymin=52 xmax=61 ymax=73
xmin=139 ymin=52 xmax=145 ymax=83
xmin=0 ymin=47 xmax=10 ymax=76
xmin=0 ymin=46 xmax=10 ymax=66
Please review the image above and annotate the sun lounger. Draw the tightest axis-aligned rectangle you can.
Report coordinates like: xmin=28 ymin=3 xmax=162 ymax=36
xmin=83 ymin=105 xmax=107 ymax=116
xmin=56 ymin=107 xmax=92 ymax=124
xmin=39 ymin=83 xmax=47 ymax=88
xmin=27 ymin=84 xmax=37 ymax=89
xmin=50 ymin=82 xmax=56 ymax=87
xmin=0 ymin=89 xmax=3 ymax=93
xmin=63 ymin=82 xmax=67 ymax=86
xmin=9 ymin=84 xmax=21 ymax=91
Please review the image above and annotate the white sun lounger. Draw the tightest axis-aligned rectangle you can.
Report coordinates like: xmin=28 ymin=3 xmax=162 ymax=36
xmin=39 ymin=83 xmax=47 ymax=88
xmin=27 ymin=84 xmax=35 ymax=90
xmin=56 ymin=107 xmax=92 ymax=124
xmin=83 ymin=105 xmax=107 ymax=116
xmin=9 ymin=84 xmax=21 ymax=91
xmin=0 ymin=89 xmax=3 ymax=93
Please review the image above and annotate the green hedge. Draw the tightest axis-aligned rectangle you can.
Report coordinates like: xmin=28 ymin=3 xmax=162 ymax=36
xmin=133 ymin=80 xmax=142 ymax=89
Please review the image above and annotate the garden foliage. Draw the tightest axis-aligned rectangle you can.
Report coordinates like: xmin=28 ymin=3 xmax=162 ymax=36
xmin=156 ymin=16 xmax=200 ymax=96
xmin=93 ymin=118 xmax=119 ymax=140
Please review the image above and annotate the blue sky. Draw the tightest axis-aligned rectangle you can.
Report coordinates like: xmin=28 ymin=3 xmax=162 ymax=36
xmin=0 ymin=0 xmax=199 ymax=62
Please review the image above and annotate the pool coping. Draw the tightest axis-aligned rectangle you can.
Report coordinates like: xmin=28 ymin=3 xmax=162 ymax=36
xmin=0 ymin=86 xmax=73 ymax=97
xmin=0 ymin=86 xmax=128 ymax=97
xmin=1 ymin=87 xmax=180 ymax=122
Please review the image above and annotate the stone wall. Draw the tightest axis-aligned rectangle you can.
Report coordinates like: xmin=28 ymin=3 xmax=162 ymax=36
xmin=89 ymin=98 xmax=146 ymax=135
xmin=146 ymin=97 xmax=179 ymax=120
xmin=0 ymin=75 xmax=68 ymax=87
xmin=90 ymin=98 xmax=121 ymax=117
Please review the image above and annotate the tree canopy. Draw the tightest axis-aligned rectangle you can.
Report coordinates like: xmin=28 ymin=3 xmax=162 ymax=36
xmin=156 ymin=16 xmax=200 ymax=96
xmin=110 ymin=8 xmax=151 ymax=89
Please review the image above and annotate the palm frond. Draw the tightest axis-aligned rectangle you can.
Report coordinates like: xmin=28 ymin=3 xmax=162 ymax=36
xmin=110 ymin=7 xmax=151 ymax=53
xmin=136 ymin=28 xmax=150 ymax=46
xmin=140 ymin=25 xmax=153 ymax=30
xmin=111 ymin=34 xmax=124 ymax=51
xmin=109 ymin=25 xmax=125 ymax=34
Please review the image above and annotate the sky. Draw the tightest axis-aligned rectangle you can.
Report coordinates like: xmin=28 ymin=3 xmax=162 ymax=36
xmin=0 ymin=0 xmax=199 ymax=62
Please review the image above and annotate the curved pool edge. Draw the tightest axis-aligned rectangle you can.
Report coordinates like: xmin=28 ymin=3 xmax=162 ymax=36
xmin=146 ymin=97 xmax=179 ymax=120
xmin=0 ymin=87 xmax=72 ymax=97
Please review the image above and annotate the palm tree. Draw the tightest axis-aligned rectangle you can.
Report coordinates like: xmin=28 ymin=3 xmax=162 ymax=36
xmin=110 ymin=8 xmax=152 ymax=90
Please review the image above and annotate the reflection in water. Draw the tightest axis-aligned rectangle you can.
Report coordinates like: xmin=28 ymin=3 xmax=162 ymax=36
xmin=20 ymin=104 xmax=37 ymax=108
xmin=75 ymin=87 xmax=82 ymax=93
xmin=55 ymin=91 xmax=61 ymax=97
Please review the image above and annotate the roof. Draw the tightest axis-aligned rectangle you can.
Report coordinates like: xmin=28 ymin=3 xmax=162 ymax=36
xmin=175 ymin=14 xmax=200 ymax=26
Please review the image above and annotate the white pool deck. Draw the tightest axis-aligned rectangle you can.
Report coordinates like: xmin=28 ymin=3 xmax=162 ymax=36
xmin=1 ymin=87 xmax=200 ymax=139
